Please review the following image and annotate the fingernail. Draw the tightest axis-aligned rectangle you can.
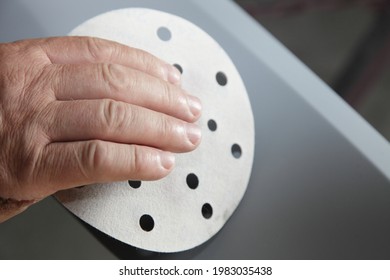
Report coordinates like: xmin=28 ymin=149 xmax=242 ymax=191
xmin=187 ymin=95 xmax=202 ymax=118
xmin=186 ymin=123 xmax=202 ymax=146
xmin=160 ymin=151 xmax=175 ymax=170
xmin=166 ymin=64 xmax=181 ymax=85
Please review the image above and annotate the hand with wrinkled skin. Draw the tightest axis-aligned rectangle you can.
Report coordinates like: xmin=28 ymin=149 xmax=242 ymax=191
xmin=0 ymin=36 xmax=202 ymax=222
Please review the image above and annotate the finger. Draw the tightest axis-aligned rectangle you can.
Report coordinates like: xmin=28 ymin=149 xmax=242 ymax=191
xmin=50 ymin=63 xmax=201 ymax=122
xmin=47 ymin=99 xmax=202 ymax=153
xmin=40 ymin=36 xmax=181 ymax=85
xmin=36 ymin=141 xmax=175 ymax=195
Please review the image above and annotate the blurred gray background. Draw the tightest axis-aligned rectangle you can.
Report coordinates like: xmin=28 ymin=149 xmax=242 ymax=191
xmin=0 ymin=0 xmax=389 ymax=259
xmin=236 ymin=0 xmax=390 ymax=141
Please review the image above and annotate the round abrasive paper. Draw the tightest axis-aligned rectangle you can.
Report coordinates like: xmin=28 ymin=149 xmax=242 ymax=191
xmin=55 ymin=8 xmax=255 ymax=253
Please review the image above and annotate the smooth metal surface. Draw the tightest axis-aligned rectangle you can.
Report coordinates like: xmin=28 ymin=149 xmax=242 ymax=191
xmin=1 ymin=0 xmax=389 ymax=259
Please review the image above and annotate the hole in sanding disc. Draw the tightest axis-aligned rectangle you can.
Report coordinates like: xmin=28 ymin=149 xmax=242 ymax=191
xmin=216 ymin=71 xmax=228 ymax=86
xmin=139 ymin=214 xmax=154 ymax=232
xmin=128 ymin=180 xmax=141 ymax=189
xmin=231 ymin=144 xmax=242 ymax=159
xmin=173 ymin=63 xmax=183 ymax=73
xmin=186 ymin=173 xmax=199 ymax=190
xmin=208 ymin=119 xmax=217 ymax=131
xmin=157 ymin=26 xmax=171 ymax=41
xmin=202 ymin=203 xmax=213 ymax=219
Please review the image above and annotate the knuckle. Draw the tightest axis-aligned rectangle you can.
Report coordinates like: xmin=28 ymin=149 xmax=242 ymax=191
xmin=126 ymin=70 xmax=146 ymax=95
xmin=161 ymin=82 xmax=178 ymax=108
xmin=100 ymin=63 xmax=126 ymax=94
xmin=129 ymin=145 xmax=144 ymax=176
xmin=132 ymin=48 xmax=167 ymax=79
xmin=85 ymin=37 xmax=114 ymax=61
xmin=161 ymin=84 xmax=189 ymax=117
xmin=82 ymin=140 xmax=109 ymax=176
xmin=135 ymin=49 xmax=157 ymax=70
xmin=84 ymin=36 xmax=128 ymax=63
xmin=158 ymin=114 xmax=175 ymax=140
xmin=100 ymin=99 xmax=128 ymax=132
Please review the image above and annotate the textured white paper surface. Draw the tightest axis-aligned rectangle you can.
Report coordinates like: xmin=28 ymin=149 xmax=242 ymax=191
xmin=55 ymin=8 xmax=255 ymax=253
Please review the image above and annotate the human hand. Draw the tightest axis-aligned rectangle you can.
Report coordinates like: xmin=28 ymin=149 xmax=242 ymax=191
xmin=0 ymin=37 xmax=202 ymax=222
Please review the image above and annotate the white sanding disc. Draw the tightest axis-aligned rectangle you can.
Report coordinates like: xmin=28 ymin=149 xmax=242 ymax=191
xmin=55 ymin=8 xmax=255 ymax=253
